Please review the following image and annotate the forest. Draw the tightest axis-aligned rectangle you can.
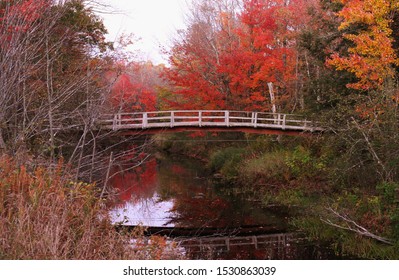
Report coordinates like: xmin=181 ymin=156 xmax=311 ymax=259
xmin=1 ymin=0 xmax=399 ymax=259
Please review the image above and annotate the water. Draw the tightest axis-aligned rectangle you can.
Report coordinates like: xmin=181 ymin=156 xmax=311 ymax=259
xmin=108 ymin=153 xmax=330 ymax=259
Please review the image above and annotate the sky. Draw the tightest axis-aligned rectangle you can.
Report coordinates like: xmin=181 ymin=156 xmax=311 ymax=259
xmin=96 ymin=0 xmax=192 ymax=64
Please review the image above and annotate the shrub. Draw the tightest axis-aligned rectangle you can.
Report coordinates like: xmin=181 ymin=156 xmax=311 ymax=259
xmin=208 ymin=147 xmax=245 ymax=179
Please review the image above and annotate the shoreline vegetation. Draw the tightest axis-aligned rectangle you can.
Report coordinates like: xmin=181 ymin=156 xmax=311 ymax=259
xmin=0 ymin=156 xmax=184 ymax=260
xmin=154 ymin=132 xmax=399 ymax=259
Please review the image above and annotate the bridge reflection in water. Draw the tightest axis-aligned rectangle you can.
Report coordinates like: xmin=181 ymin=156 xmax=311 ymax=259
xmin=177 ymin=233 xmax=306 ymax=258
xmin=133 ymin=232 xmax=309 ymax=259
xmin=99 ymin=110 xmax=323 ymax=135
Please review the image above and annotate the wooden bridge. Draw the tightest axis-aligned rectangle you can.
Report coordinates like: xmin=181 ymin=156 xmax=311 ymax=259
xmin=98 ymin=110 xmax=323 ymax=135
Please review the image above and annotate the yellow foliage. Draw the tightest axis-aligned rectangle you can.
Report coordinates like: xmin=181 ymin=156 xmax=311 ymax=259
xmin=328 ymin=0 xmax=399 ymax=90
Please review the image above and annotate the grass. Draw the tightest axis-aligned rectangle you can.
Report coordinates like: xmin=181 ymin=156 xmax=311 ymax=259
xmin=0 ymin=156 xmax=183 ymax=260
xmin=240 ymin=150 xmax=290 ymax=183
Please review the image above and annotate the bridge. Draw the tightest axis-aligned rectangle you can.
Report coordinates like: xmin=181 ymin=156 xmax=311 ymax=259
xmin=98 ymin=110 xmax=323 ymax=135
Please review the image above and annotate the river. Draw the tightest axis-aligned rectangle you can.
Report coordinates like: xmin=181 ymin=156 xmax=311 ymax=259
xmin=108 ymin=152 xmax=333 ymax=259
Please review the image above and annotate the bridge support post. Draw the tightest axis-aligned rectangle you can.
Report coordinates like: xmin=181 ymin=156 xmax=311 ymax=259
xmin=275 ymin=113 xmax=280 ymax=125
xmin=282 ymin=114 xmax=286 ymax=130
xmin=112 ymin=115 xmax=117 ymax=130
xmin=117 ymin=113 xmax=121 ymax=126
xmin=225 ymin=111 xmax=230 ymax=127
xmin=142 ymin=113 xmax=148 ymax=129
xmin=253 ymin=112 xmax=258 ymax=128
xmin=170 ymin=111 xmax=174 ymax=128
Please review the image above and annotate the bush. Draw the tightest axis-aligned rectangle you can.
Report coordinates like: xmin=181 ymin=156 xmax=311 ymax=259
xmin=377 ymin=182 xmax=399 ymax=204
xmin=208 ymin=147 xmax=245 ymax=179
xmin=285 ymin=146 xmax=326 ymax=180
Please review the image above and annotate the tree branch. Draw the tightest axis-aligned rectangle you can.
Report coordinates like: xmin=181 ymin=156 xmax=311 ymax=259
xmin=321 ymin=207 xmax=393 ymax=245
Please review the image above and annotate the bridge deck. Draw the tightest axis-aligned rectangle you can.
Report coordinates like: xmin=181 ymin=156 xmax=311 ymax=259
xmin=98 ymin=110 xmax=323 ymax=134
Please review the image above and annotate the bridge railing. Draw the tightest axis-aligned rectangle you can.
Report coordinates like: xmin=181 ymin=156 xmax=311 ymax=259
xmin=98 ymin=110 xmax=322 ymax=132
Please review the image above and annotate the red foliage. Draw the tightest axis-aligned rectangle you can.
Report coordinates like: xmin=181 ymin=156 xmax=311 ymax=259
xmin=110 ymin=73 xmax=156 ymax=112
xmin=0 ymin=0 xmax=48 ymax=38
xmin=110 ymin=159 xmax=158 ymax=206
xmin=163 ymin=0 xmax=311 ymax=112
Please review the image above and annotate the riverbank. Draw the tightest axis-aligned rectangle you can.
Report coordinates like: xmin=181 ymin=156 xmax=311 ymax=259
xmin=0 ymin=156 xmax=184 ymax=260
xmin=154 ymin=132 xmax=399 ymax=259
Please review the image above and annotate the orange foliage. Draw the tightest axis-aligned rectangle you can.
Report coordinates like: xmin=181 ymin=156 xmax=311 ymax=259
xmin=327 ymin=0 xmax=399 ymax=90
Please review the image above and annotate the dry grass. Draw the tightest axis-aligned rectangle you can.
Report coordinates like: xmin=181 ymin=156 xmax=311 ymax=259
xmin=0 ymin=156 xmax=183 ymax=260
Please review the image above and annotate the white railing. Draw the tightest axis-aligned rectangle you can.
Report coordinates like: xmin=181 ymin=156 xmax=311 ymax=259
xmin=98 ymin=110 xmax=323 ymax=132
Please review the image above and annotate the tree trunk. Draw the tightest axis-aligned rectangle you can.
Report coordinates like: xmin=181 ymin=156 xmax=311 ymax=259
xmin=268 ymin=82 xmax=277 ymax=115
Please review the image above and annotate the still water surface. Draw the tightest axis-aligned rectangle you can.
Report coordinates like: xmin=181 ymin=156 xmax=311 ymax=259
xmin=108 ymin=154 xmax=330 ymax=259
xmin=109 ymin=155 xmax=288 ymax=230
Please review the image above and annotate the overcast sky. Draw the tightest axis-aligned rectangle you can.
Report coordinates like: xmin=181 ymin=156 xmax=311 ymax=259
xmin=96 ymin=0 xmax=192 ymax=64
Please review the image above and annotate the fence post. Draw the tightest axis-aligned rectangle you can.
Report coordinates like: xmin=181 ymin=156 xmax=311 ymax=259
xmin=112 ymin=115 xmax=116 ymax=130
xmin=275 ymin=113 xmax=280 ymax=125
xmin=117 ymin=113 xmax=122 ymax=126
xmin=282 ymin=114 xmax=286 ymax=130
xmin=225 ymin=111 xmax=230 ymax=126
xmin=254 ymin=112 xmax=258 ymax=128
xmin=142 ymin=113 xmax=148 ymax=129
xmin=199 ymin=111 xmax=202 ymax=127
xmin=170 ymin=111 xmax=175 ymax=128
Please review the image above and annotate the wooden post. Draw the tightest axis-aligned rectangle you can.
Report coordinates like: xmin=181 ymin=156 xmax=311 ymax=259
xmin=142 ymin=113 xmax=148 ymax=129
xmin=113 ymin=115 xmax=117 ymax=130
xmin=253 ymin=236 xmax=258 ymax=250
xmin=199 ymin=111 xmax=202 ymax=127
xmin=170 ymin=111 xmax=175 ymax=128
xmin=282 ymin=114 xmax=286 ymax=130
xmin=117 ymin=113 xmax=122 ymax=126
xmin=254 ymin=112 xmax=258 ymax=128
xmin=225 ymin=111 xmax=230 ymax=126
xmin=225 ymin=238 xmax=230 ymax=251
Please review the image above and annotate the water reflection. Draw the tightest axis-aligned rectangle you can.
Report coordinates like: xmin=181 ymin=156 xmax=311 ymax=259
xmin=107 ymin=153 xmax=341 ymax=260
xmin=109 ymin=155 xmax=288 ymax=232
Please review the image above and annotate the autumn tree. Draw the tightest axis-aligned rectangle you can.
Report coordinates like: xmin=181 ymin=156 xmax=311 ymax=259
xmin=219 ymin=0 xmax=302 ymax=111
xmin=0 ymin=0 xmax=111 ymax=163
xmin=164 ymin=0 xmax=317 ymax=112
xmin=327 ymin=0 xmax=399 ymax=91
xmin=106 ymin=61 xmax=165 ymax=112
xmin=163 ymin=0 xmax=241 ymax=110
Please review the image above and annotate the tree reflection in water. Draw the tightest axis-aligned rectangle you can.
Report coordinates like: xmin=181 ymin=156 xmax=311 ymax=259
xmin=109 ymin=155 xmax=287 ymax=231
xmin=107 ymin=154 xmax=339 ymax=260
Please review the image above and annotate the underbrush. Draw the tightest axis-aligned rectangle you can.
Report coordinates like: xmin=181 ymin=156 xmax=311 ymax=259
xmin=0 ymin=156 xmax=183 ymax=260
xmin=206 ymin=138 xmax=399 ymax=259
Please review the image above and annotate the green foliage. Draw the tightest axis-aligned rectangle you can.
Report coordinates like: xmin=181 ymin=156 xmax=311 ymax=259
xmin=241 ymin=150 xmax=290 ymax=183
xmin=209 ymin=147 xmax=245 ymax=179
xmin=59 ymin=0 xmax=111 ymax=51
xmin=377 ymin=182 xmax=399 ymax=204
xmin=285 ymin=146 xmax=326 ymax=180
xmin=273 ymin=188 xmax=307 ymax=206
